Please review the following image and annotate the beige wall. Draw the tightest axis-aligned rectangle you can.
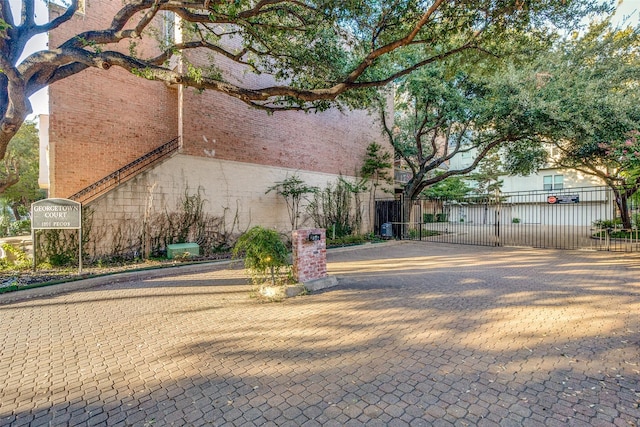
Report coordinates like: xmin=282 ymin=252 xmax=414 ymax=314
xmin=85 ymin=154 xmax=373 ymax=256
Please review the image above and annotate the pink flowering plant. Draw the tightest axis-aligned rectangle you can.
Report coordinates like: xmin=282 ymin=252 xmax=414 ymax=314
xmin=598 ymin=131 xmax=640 ymax=167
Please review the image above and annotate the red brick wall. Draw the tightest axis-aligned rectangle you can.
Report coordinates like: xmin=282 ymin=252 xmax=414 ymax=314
xmin=48 ymin=1 xmax=179 ymax=197
xmin=181 ymin=48 xmax=383 ymax=174
xmin=182 ymin=88 xmax=381 ymax=175
xmin=47 ymin=2 xmax=385 ymax=198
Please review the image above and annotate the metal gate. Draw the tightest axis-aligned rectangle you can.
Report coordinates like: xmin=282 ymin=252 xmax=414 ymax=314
xmin=375 ymin=186 xmax=640 ymax=252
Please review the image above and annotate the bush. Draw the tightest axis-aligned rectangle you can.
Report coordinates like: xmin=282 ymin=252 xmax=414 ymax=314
xmin=593 ymin=218 xmax=623 ymax=229
xmin=327 ymin=234 xmax=368 ymax=247
xmin=232 ymin=226 xmax=291 ymax=286
xmin=0 ymin=243 xmax=31 ymax=270
xmin=9 ymin=219 xmax=31 ymax=236
xmin=423 ymin=213 xmax=435 ymax=223
xmin=307 ymin=179 xmax=358 ymax=239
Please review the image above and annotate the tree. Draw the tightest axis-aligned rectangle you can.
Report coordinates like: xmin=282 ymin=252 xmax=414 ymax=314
xmin=0 ymin=120 xmax=43 ymax=217
xmin=232 ymin=225 xmax=290 ymax=286
xmin=0 ymin=0 xmax=608 ymax=162
xmin=360 ymin=141 xmax=392 ymax=232
xmin=422 ymin=175 xmax=472 ymax=200
xmin=468 ymin=151 xmax=504 ymax=194
xmin=266 ymin=174 xmax=317 ymax=231
xmin=380 ymin=61 xmax=551 ymax=222
xmin=529 ymin=22 xmax=640 ymax=228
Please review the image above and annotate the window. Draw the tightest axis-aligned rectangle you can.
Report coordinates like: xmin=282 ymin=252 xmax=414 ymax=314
xmin=543 ymin=174 xmax=563 ymax=191
xmin=162 ymin=11 xmax=176 ymax=45
xmin=554 ymin=175 xmax=564 ymax=190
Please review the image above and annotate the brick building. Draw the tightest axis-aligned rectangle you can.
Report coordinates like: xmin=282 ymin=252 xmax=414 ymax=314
xmin=42 ymin=1 xmax=388 ymax=257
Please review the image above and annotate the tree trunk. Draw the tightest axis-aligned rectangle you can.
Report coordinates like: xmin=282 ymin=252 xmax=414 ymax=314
xmin=10 ymin=205 xmax=21 ymax=221
xmin=613 ymin=188 xmax=633 ymax=229
xmin=0 ymin=76 xmax=29 ymax=161
xmin=0 ymin=175 xmax=19 ymax=195
xmin=401 ymin=174 xmax=425 ymax=238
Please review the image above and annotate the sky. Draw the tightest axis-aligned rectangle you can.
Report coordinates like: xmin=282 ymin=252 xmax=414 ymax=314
xmin=7 ymin=0 xmax=640 ymax=119
xmin=614 ymin=0 xmax=639 ymax=25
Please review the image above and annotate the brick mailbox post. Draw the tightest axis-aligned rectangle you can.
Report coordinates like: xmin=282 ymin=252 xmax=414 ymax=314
xmin=292 ymin=228 xmax=337 ymax=291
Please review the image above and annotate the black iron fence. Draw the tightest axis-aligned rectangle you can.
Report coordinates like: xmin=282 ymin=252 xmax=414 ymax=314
xmin=376 ymin=186 xmax=640 ymax=252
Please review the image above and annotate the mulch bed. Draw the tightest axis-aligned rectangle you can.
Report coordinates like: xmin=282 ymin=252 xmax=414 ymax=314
xmin=0 ymin=253 xmax=233 ymax=293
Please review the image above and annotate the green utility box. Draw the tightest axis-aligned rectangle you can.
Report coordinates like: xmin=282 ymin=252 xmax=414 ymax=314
xmin=167 ymin=243 xmax=200 ymax=259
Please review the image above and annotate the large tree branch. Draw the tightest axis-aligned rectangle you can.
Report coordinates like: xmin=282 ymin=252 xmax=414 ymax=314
xmin=2 ymin=0 xmax=597 ymax=165
xmin=21 ymin=0 xmax=34 ymax=28
xmin=0 ymin=76 xmax=30 ymax=159
xmin=343 ymin=0 xmax=447 ymax=84
xmin=36 ymin=0 xmax=78 ymax=33
xmin=416 ymin=136 xmax=510 ymax=194
xmin=147 ymin=40 xmax=254 ymax=69
xmin=380 ymin=102 xmax=418 ymax=176
xmin=0 ymin=155 xmax=19 ymax=194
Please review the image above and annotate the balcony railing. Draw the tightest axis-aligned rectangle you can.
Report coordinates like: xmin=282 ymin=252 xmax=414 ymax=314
xmin=395 ymin=169 xmax=412 ymax=184
xmin=69 ymin=136 xmax=180 ymax=204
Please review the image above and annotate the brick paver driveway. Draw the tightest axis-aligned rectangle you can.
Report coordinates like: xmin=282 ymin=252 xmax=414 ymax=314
xmin=1 ymin=242 xmax=639 ymax=426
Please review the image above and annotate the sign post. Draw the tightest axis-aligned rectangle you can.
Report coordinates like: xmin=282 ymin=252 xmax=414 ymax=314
xmin=31 ymin=198 xmax=82 ymax=273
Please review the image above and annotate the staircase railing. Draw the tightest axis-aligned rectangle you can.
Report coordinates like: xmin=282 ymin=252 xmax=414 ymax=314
xmin=69 ymin=136 xmax=180 ymax=204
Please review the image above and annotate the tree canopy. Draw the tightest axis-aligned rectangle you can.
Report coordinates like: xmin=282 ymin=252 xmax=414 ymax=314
xmin=525 ymin=21 xmax=640 ymax=227
xmin=0 ymin=120 xmax=42 ymax=215
xmin=381 ymin=56 xmax=556 ymax=218
xmin=0 ymin=0 xmax=610 ymax=162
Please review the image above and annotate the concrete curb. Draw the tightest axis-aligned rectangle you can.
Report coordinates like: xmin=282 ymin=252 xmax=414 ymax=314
xmin=303 ymin=275 xmax=339 ymax=292
xmin=0 ymin=260 xmax=235 ymax=305
xmin=325 ymin=239 xmax=406 ymax=253
xmin=0 ymin=241 xmax=404 ymax=305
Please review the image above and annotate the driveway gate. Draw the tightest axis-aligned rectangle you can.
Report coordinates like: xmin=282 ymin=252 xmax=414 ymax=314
xmin=375 ymin=186 xmax=640 ymax=252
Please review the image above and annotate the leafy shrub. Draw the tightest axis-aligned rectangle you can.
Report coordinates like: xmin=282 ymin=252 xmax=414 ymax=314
xmin=593 ymin=218 xmax=623 ymax=229
xmin=308 ymin=178 xmax=358 ymax=239
xmin=0 ymin=243 xmax=31 ymax=270
xmin=9 ymin=219 xmax=31 ymax=236
xmin=0 ymin=213 xmax=10 ymax=237
xmin=327 ymin=234 xmax=368 ymax=247
xmin=232 ymin=226 xmax=291 ymax=286
xmin=436 ymin=213 xmax=448 ymax=222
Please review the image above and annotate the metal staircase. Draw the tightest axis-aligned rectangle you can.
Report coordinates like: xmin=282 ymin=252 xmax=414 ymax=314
xmin=69 ymin=136 xmax=180 ymax=204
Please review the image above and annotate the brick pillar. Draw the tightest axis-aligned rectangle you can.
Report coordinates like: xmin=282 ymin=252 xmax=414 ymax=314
xmin=292 ymin=228 xmax=327 ymax=283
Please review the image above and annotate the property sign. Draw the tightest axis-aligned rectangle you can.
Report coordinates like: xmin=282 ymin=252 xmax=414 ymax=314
xmin=31 ymin=198 xmax=81 ymax=229
xmin=31 ymin=198 xmax=83 ymax=273
xmin=547 ymin=194 xmax=579 ymax=205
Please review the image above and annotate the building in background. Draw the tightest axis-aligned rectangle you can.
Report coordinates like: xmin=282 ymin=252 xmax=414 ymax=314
xmin=42 ymin=1 xmax=388 ymax=257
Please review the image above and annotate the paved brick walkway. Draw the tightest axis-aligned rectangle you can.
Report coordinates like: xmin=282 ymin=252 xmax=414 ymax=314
xmin=0 ymin=242 xmax=639 ymax=426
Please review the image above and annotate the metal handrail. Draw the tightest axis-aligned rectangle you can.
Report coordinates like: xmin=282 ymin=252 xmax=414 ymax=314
xmin=69 ymin=136 xmax=180 ymax=203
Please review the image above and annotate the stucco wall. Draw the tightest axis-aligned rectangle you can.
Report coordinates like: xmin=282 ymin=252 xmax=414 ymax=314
xmin=85 ymin=154 xmax=373 ymax=256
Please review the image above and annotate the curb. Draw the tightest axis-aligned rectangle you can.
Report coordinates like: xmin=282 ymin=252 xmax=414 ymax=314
xmin=0 ymin=241 xmax=405 ymax=305
xmin=0 ymin=260 xmax=235 ymax=305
